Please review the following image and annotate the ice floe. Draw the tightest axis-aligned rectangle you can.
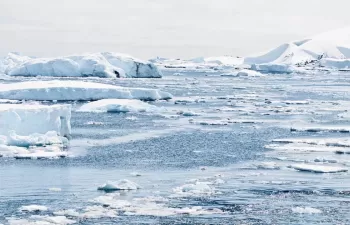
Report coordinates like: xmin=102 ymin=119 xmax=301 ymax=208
xmin=97 ymin=179 xmax=140 ymax=191
xmin=2 ymin=52 xmax=162 ymax=78
xmin=78 ymin=99 xmax=159 ymax=113
xmin=0 ymin=80 xmax=172 ymax=101
xmin=172 ymin=182 xmax=215 ymax=197
xmin=290 ymin=164 xmax=348 ymax=173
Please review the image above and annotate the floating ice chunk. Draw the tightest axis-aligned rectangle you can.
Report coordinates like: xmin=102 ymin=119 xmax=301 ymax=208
xmin=237 ymin=69 xmax=264 ymax=77
xmin=48 ymin=187 xmax=62 ymax=192
xmin=98 ymin=179 xmax=140 ymax=191
xmin=0 ymin=80 xmax=172 ymax=101
xmin=290 ymin=164 xmax=348 ymax=173
xmin=251 ymin=63 xmax=293 ymax=74
xmin=19 ymin=205 xmax=48 ymax=212
xmin=78 ymin=99 xmax=159 ymax=113
xmin=178 ymin=110 xmax=200 ymax=117
xmin=0 ymin=104 xmax=71 ymax=137
xmin=292 ymin=207 xmax=322 ymax=214
xmin=172 ymin=182 xmax=215 ymax=197
xmin=254 ymin=162 xmax=281 ymax=170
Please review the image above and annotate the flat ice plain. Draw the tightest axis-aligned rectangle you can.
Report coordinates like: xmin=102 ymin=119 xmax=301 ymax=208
xmin=2 ymin=28 xmax=350 ymax=224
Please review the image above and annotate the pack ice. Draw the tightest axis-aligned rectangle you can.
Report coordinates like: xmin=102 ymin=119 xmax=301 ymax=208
xmin=0 ymin=80 xmax=172 ymax=101
xmin=1 ymin=52 xmax=162 ymax=78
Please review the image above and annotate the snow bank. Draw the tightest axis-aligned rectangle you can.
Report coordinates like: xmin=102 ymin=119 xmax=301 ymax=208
xmin=291 ymin=164 xmax=348 ymax=173
xmin=2 ymin=52 xmax=162 ymax=78
xmin=78 ymin=99 xmax=159 ymax=113
xmin=98 ymin=179 xmax=140 ymax=191
xmin=0 ymin=80 xmax=172 ymax=101
xmin=0 ymin=104 xmax=71 ymax=137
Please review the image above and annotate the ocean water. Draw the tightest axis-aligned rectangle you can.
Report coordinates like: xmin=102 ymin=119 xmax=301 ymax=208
xmin=1 ymin=71 xmax=350 ymax=224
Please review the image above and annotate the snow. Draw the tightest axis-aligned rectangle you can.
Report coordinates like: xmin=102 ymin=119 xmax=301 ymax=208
xmin=2 ymin=52 xmax=162 ymax=78
xmin=97 ymin=179 xmax=140 ymax=191
xmin=0 ymin=80 xmax=172 ymax=101
xmin=292 ymin=207 xmax=322 ymax=214
xmin=0 ymin=104 xmax=71 ymax=138
xmin=19 ymin=205 xmax=48 ymax=212
xmin=290 ymin=164 xmax=348 ymax=173
xmin=78 ymin=99 xmax=159 ymax=113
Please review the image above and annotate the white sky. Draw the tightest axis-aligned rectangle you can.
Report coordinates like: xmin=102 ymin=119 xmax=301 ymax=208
xmin=1 ymin=0 xmax=350 ymax=59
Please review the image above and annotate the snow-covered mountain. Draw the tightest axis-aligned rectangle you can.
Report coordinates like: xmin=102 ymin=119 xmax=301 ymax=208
xmin=244 ymin=27 xmax=350 ymax=67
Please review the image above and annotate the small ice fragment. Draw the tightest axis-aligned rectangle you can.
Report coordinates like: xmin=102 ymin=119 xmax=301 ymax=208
xmin=98 ymin=179 xmax=140 ymax=191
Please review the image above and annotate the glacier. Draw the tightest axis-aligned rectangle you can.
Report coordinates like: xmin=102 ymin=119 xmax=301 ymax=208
xmin=1 ymin=52 xmax=162 ymax=78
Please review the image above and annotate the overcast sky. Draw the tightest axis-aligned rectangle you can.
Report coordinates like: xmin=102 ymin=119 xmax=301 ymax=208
xmin=1 ymin=0 xmax=350 ymax=59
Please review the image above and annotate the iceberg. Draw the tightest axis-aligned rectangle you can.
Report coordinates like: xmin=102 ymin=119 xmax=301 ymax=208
xmin=78 ymin=99 xmax=159 ymax=113
xmin=2 ymin=52 xmax=162 ymax=78
xmin=0 ymin=104 xmax=71 ymax=137
xmin=0 ymin=80 xmax=172 ymax=101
